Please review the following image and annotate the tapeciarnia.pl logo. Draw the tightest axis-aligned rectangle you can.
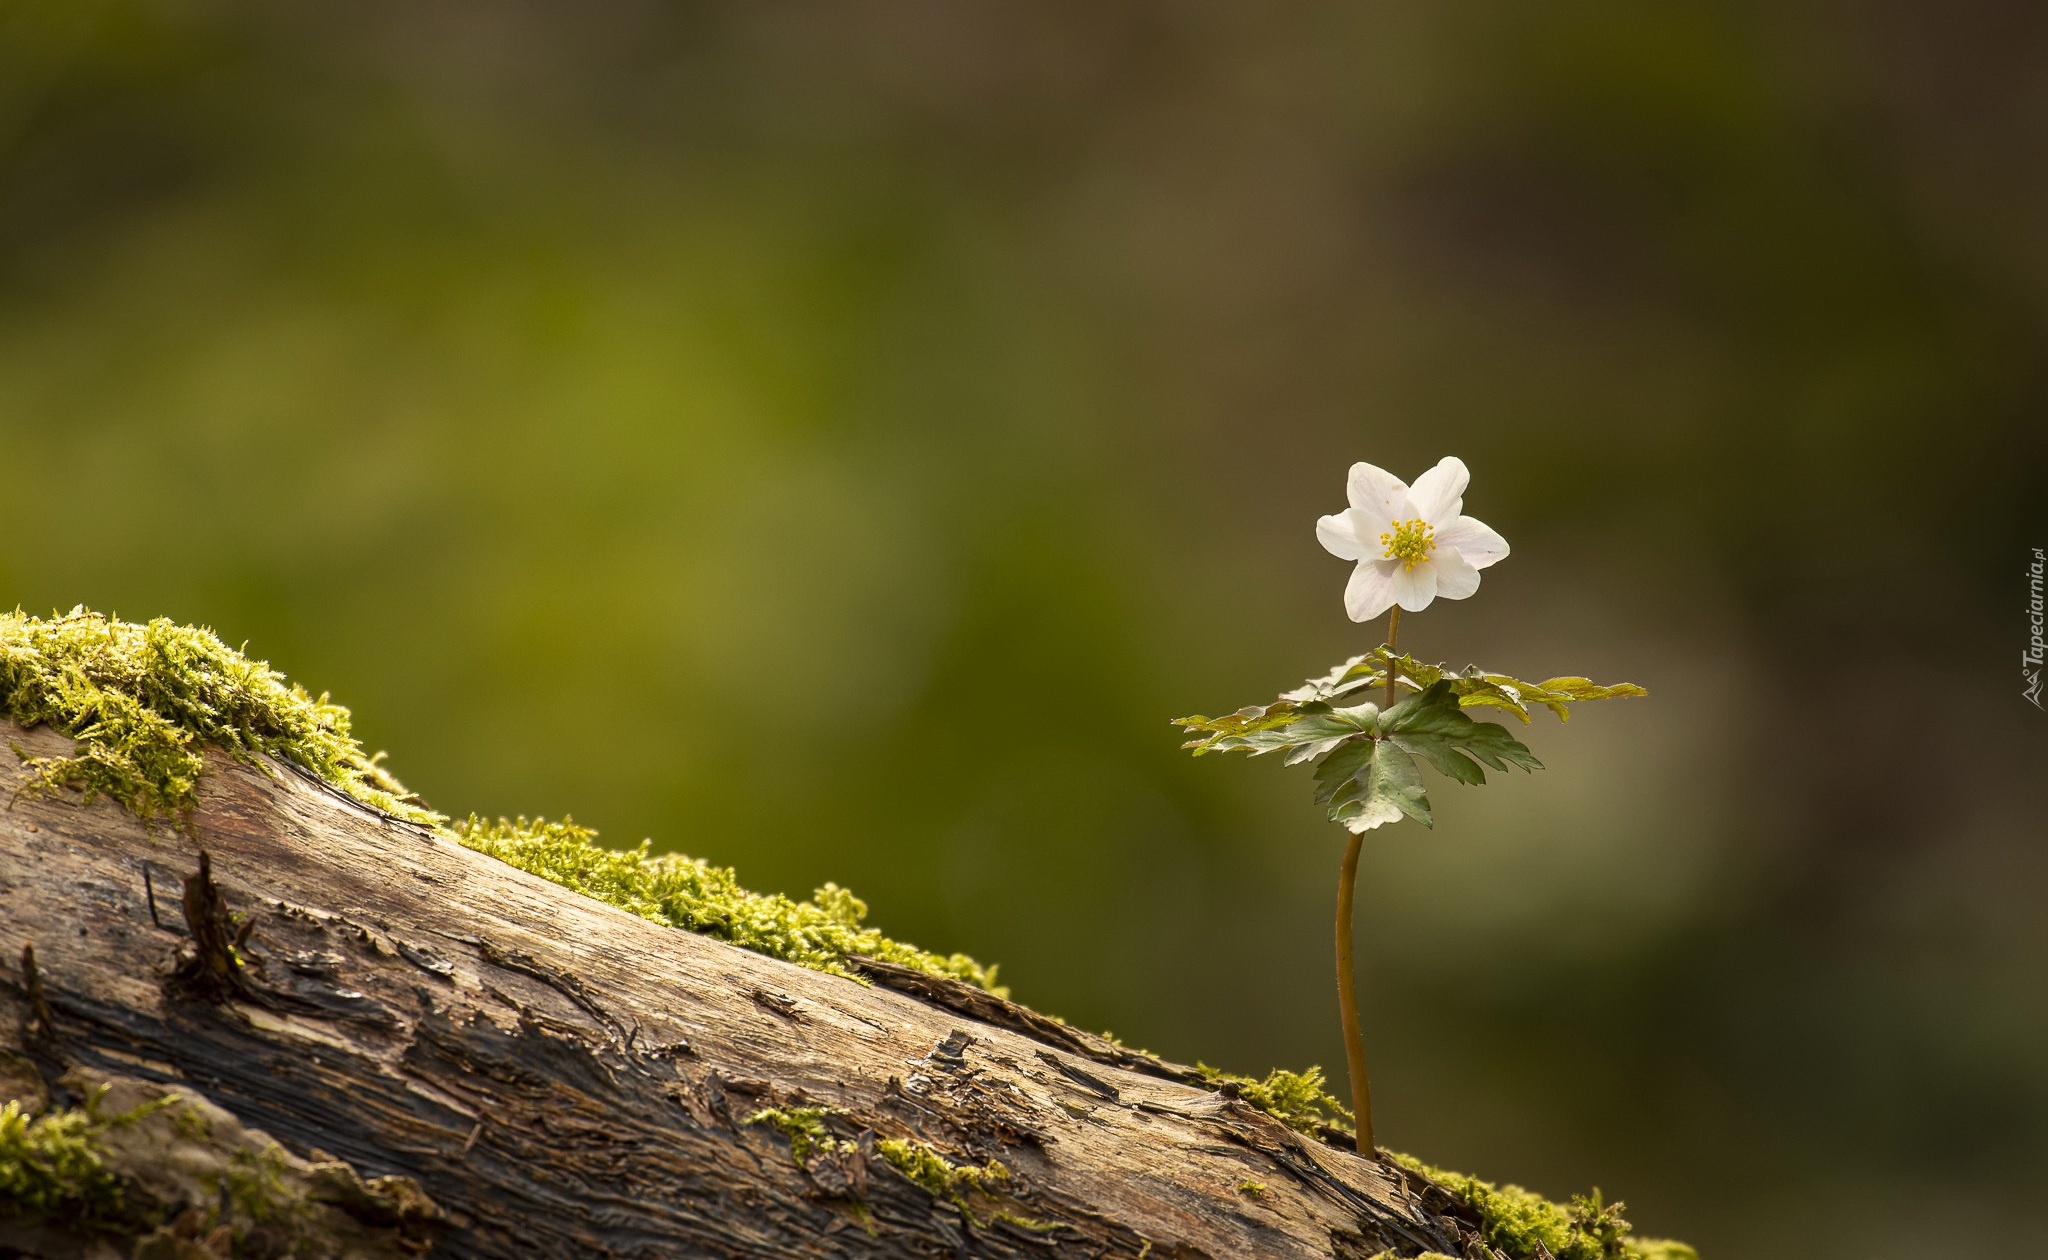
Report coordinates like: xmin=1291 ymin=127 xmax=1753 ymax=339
xmin=2026 ymin=547 xmax=2045 ymax=710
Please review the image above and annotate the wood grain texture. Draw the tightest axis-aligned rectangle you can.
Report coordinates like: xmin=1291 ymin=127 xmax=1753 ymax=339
xmin=0 ymin=721 xmax=1498 ymax=1259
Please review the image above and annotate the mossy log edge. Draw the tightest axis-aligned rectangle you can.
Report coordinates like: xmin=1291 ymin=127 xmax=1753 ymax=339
xmin=0 ymin=720 xmax=1499 ymax=1260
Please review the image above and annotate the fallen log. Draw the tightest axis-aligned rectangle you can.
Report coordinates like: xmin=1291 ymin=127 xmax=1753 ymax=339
xmin=0 ymin=717 xmax=1487 ymax=1259
xmin=0 ymin=611 xmax=1692 ymax=1260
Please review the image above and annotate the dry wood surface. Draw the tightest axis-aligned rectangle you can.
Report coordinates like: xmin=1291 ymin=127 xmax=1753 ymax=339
xmin=0 ymin=720 xmax=1500 ymax=1260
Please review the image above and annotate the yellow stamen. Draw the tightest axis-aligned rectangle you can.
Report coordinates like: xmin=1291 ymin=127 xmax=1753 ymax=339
xmin=1378 ymin=518 xmax=1435 ymax=571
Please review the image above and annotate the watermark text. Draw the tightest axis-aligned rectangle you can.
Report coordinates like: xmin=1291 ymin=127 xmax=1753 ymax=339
xmin=2026 ymin=547 xmax=2044 ymax=709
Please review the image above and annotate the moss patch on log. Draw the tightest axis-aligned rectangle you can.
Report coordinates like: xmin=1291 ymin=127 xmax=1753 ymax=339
xmin=455 ymin=815 xmax=1000 ymax=991
xmin=1192 ymin=1062 xmax=1354 ymax=1136
xmin=743 ymin=1106 xmax=1038 ymax=1229
xmin=0 ymin=1069 xmax=443 ymax=1254
xmin=742 ymin=1106 xmax=841 ymax=1169
xmin=0 ymin=1090 xmax=135 ymax=1222
xmin=1391 ymin=1153 xmax=1699 ymax=1260
xmin=0 ymin=608 xmax=436 ymax=830
xmin=873 ymin=1135 xmax=1009 ymax=1200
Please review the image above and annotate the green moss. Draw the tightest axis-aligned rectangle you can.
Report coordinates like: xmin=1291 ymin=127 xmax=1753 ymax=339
xmin=0 ymin=609 xmax=437 ymax=830
xmin=0 ymin=1087 xmax=175 ymax=1224
xmin=745 ymin=1112 xmax=1024 ymax=1222
xmin=222 ymin=1143 xmax=299 ymax=1225
xmin=874 ymin=1136 xmax=1008 ymax=1200
xmin=843 ymin=1199 xmax=878 ymax=1235
xmin=1193 ymin=1063 xmax=1354 ymax=1138
xmin=1389 ymin=1153 xmax=1697 ymax=1260
xmin=454 ymin=816 xmax=1001 ymax=992
xmin=876 ymin=1135 xmax=1035 ymax=1225
xmin=0 ymin=1098 xmax=120 ymax=1218
xmin=744 ymin=1106 xmax=843 ymax=1168
xmin=745 ymin=1113 xmax=1030 ymax=1227
xmin=1235 ymin=1180 xmax=1267 ymax=1199
xmin=1092 ymin=1026 xmax=1358 ymax=1138
xmin=1087 ymin=1028 xmax=1355 ymax=1140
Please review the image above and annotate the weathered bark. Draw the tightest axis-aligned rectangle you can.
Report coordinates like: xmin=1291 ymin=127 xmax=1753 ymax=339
xmin=0 ymin=720 xmax=1495 ymax=1260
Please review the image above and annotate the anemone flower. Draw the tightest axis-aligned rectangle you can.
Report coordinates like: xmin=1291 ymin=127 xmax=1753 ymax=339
xmin=1315 ymin=457 xmax=1509 ymax=622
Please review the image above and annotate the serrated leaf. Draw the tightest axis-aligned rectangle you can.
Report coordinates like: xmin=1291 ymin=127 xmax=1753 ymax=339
xmin=1378 ymin=680 xmax=1543 ymax=781
xmin=1386 ymin=732 xmax=1485 ymax=784
xmin=1281 ymin=734 xmax=1349 ymax=766
xmin=1173 ymin=699 xmax=1378 ymax=757
xmin=1279 ymin=655 xmax=1378 ymax=703
xmin=1173 ymin=701 xmax=1306 ymax=753
xmin=1309 ymin=738 xmax=1374 ymax=803
xmin=1316 ymin=737 xmax=1430 ymax=832
xmin=1273 ymin=647 xmax=1645 ymax=723
xmin=1526 ymin=677 xmax=1651 ymax=719
xmin=1178 ymin=652 xmax=1634 ymax=833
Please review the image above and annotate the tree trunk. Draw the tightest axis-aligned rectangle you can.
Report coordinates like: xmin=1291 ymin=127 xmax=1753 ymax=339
xmin=0 ymin=719 xmax=1490 ymax=1260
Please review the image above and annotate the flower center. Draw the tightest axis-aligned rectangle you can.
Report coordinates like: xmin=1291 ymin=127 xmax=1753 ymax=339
xmin=1379 ymin=518 xmax=1436 ymax=571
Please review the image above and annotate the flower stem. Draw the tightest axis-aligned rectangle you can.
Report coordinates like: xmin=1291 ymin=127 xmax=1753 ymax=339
xmin=1335 ymin=829 xmax=1374 ymax=1156
xmin=1339 ymin=604 xmax=1401 ymax=1159
xmin=1384 ymin=606 xmax=1401 ymax=711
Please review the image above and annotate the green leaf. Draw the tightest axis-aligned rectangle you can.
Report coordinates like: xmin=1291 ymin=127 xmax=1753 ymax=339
xmin=1173 ymin=699 xmax=1377 ymax=758
xmin=1388 ymin=731 xmax=1486 ymax=785
xmin=1275 ymin=646 xmax=1645 ymax=723
xmin=1379 ymin=681 xmax=1543 ymax=780
xmin=1174 ymin=652 xmax=1628 ymax=834
xmin=1308 ymin=738 xmax=1373 ymax=802
xmin=1315 ymin=737 xmax=1430 ymax=832
xmin=1279 ymin=654 xmax=1381 ymax=703
xmin=1522 ymin=676 xmax=1652 ymax=716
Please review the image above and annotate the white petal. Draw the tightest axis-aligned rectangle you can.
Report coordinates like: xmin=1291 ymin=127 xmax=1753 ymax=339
xmin=1391 ymin=561 xmax=1437 ymax=612
xmin=1431 ymin=547 xmax=1482 ymax=600
xmin=1316 ymin=512 xmax=1365 ymax=561
xmin=1346 ymin=462 xmax=1414 ymax=525
xmin=1344 ymin=561 xmax=1400 ymax=622
xmin=1433 ymin=515 xmax=1509 ymax=569
xmin=1407 ymin=457 xmax=1469 ymax=525
xmin=1348 ymin=506 xmax=1400 ymax=554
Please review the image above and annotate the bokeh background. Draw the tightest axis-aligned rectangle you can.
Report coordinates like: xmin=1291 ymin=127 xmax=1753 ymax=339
xmin=4 ymin=3 xmax=2046 ymax=1255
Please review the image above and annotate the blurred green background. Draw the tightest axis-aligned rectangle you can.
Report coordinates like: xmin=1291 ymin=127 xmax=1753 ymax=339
xmin=4 ymin=3 xmax=2046 ymax=1255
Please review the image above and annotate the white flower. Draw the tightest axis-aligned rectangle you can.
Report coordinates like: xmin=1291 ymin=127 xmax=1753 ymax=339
xmin=1315 ymin=456 xmax=1510 ymax=622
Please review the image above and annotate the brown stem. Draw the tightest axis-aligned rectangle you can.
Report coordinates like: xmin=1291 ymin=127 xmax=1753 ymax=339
xmin=1335 ymin=829 xmax=1374 ymax=1156
xmin=1384 ymin=606 xmax=1401 ymax=712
